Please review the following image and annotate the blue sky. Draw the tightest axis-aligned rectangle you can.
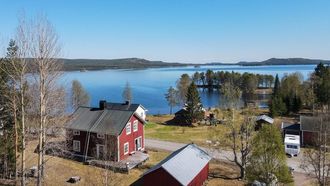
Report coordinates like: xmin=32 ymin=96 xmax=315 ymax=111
xmin=1 ymin=0 xmax=330 ymax=63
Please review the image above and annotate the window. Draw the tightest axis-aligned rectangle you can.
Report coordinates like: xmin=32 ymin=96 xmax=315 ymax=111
xmin=73 ymin=130 xmax=80 ymax=135
xmin=126 ymin=123 xmax=131 ymax=135
xmin=287 ymin=145 xmax=298 ymax=149
xmin=97 ymin=133 xmax=105 ymax=139
xmin=133 ymin=120 xmax=138 ymax=132
xmin=124 ymin=142 xmax=129 ymax=155
xmin=73 ymin=140 xmax=80 ymax=152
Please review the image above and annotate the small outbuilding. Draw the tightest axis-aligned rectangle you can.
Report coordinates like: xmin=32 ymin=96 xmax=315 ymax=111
xmin=300 ymin=115 xmax=330 ymax=146
xmin=255 ymin=115 xmax=274 ymax=130
xmin=142 ymin=144 xmax=211 ymax=186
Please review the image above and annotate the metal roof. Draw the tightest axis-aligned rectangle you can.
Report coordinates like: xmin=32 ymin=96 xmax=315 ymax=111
xmin=90 ymin=109 xmax=135 ymax=135
xmin=281 ymin=122 xmax=300 ymax=131
xmin=300 ymin=116 xmax=321 ymax=132
xmin=256 ymin=115 xmax=274 ymax=124
xmin=65 ymin=106 xmax=143 ymax=136
xmin=65 ymin=107 xmax=104 ymax=132
xmin=106 ymin=102 xmax=142 ymax=111
xmin=300 ymin=115 xmax=330 ymax=132
xmin=144 ymin=144 xmax=211 ymax=185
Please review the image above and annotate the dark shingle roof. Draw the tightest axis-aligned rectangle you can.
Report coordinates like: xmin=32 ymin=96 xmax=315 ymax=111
xmin=65 ymin=106 xmax=144 ymax=136
xmin=106 ymin=102 xmax=141 ymax=111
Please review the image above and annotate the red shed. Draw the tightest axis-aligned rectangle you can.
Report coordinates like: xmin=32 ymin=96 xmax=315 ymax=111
xmin=300 ymin=115 xmax=329 ymax=146
xmin=65 ymin=100 xmax=147 ymax=162
xmin=142 ymin=144 xmax=211 ymax=186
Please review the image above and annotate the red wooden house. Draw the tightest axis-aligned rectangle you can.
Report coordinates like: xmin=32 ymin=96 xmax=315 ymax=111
xmin=142 ymin=144 xmax=211 ymax=186
xmin=65 ymin=100 xmax=146 ymax=162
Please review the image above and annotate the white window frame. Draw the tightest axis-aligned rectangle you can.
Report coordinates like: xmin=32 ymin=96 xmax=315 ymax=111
xmin=133 ymin=120 xmax=138 ymax=132
xmin=73 ymin=130 xmax=80 ymax=135
xmin=97 ymin=133 xmax=105 ymax=139
xmin=126 ymin=122 xmax=131 ymax=135
xmin=73 ymin=140 xmax=80 ymax=152
xmin=124 ymin=142 xmax=129 ymax=155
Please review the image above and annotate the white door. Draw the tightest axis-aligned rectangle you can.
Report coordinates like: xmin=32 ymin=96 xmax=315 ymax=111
xmin=96 ymin=144 xmax=105 ymax=159
xmin=135 ymin=137 xmax=141 ymax=151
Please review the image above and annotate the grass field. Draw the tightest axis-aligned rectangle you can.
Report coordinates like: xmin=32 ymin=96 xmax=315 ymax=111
xmin=23 ymin=139 xmax=245 ymax=186
xmin=145 ymin=114 xmax=233 ymax=147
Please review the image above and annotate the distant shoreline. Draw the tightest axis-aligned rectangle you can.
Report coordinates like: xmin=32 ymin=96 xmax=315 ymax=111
xmin=61 ymin=57 xmax=330 ymax=71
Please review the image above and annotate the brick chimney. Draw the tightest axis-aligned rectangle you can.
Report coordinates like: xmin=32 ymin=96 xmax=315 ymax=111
xmin=99 ymin=100 xmax=107 ymax=110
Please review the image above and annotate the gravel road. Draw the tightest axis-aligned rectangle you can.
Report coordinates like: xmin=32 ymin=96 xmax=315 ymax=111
xmin=145 ymin=138 xmax=306 ymax=174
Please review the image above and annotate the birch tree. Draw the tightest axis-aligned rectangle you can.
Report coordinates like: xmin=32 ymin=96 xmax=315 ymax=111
xmin=0 ymin=16 xmax=30 ymax=185
xmin=71 ymin=80 xmax=90 ymax=110
xmin=29 ymin=15 xmax=63 ymax=186
xmin=227 ymin=109 xmax=255 ymax=179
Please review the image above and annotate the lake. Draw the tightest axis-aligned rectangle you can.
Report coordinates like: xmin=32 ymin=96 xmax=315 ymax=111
xmin=61 ymin=65 xmax=317 ymax=114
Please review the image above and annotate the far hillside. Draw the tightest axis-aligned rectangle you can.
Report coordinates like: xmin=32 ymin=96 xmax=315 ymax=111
xmin=62 ymin=58 xmax=189 ymax=71
xmin=237 ymin=58 xmax=330 ymax=66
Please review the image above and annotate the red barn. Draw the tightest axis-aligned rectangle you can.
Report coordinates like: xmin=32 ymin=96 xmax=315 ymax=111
xmin=65 ymin=100 xmax=146 ymax=162
xmin=300 ymin=115 xmax=326 ymax=146
xmin=142 ymin=144 xmax=211 ymax=186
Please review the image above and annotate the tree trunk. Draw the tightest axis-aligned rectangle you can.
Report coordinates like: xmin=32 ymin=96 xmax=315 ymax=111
xmin=42 ymin=122 xmax=46 ymax=178
xmin=20 ymin=82 xmax=26 ymax=186
xmin=13 ymin=99 xmax=18 ymax=182
xmin=38 ymin=72 xmax=45 ymax=186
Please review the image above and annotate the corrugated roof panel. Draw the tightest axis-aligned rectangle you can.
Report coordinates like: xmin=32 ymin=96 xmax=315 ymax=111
xmin=256 ymin=115 xmax=274 ymax=124
xmin=144 ymin=144 xmax=211 ymax=185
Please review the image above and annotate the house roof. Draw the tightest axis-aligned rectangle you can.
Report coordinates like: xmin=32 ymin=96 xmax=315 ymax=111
xmin=143 ymin=144 xmax=211 ymax=185
xmin=281 ymin=122 xmax=300 ymax=131
xmin=65 ymin=105 xmax=145 ymax=136
xmin=106 ymin=102 xmax=146 ymax=111
xmin=256 ymin=115 xmax=274 ymax=124
xmin=300 ymin=115 xmax=330 ymax=132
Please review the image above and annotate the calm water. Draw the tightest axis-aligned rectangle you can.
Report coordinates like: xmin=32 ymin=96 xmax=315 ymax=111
xmin=61 ymin=65 xmax=316 ymax=114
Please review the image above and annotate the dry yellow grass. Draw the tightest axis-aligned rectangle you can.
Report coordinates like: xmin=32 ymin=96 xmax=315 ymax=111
xmin=23 ymin=139 xmax=245 ymax=186
xmin=24 ymin=140 xmax=151 ymax=186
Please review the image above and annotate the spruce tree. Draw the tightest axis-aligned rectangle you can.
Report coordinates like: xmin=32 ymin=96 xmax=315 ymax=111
xmin=270 ymin=74 xmax=286 ymax=117
xmin=183 ymin=82 xmax=204 ymax=125
xmin=273 ymin=74 xmax=280 ymax=97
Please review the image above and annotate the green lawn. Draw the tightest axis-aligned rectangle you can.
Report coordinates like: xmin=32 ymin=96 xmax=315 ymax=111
xmin=145 ymin=121 xmax=228 ymax=146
